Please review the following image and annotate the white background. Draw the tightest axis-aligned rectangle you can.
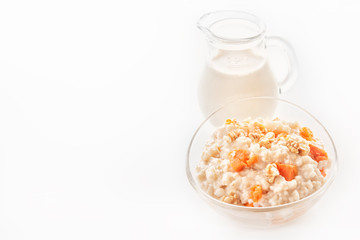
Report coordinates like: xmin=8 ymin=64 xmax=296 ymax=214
xmin=0 ymin=0 xmax=358 ymax=239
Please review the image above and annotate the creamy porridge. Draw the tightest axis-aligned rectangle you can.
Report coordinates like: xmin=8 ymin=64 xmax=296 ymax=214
xmin=196 ymin=118 xmax=330 ymax=207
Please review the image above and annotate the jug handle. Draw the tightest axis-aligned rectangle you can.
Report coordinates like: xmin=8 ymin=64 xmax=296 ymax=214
xmin=266 ymin=36 xmax=298 ymax=94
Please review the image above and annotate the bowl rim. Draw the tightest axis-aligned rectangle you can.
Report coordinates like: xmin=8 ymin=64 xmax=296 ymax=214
xmin=186 ymin=96 xmax=338 ymax=212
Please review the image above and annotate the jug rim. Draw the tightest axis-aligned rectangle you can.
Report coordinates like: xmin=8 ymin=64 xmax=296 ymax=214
xmin=197 ymin=10 xmax=266 ymax=44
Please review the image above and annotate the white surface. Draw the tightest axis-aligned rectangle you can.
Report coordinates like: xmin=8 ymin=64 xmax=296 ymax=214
xmin=0 ymin=0 xmax=358 ymax=239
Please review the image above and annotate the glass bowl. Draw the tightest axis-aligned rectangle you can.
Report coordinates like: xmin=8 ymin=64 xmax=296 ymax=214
xmin=186 ymin=97 xmax=338 ymax=227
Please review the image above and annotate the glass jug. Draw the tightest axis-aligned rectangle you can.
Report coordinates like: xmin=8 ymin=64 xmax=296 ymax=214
xmin=197 ymin=11 xmax=298 ymax=117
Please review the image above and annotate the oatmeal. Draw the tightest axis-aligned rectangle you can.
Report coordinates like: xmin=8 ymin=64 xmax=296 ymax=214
xmin=196 ymin=118 xmax=330 ymax=207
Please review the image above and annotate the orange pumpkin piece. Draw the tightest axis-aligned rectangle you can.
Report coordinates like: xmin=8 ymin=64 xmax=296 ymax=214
xmin=229 ymin=150 xmax=248 ymax=171
xmin=320 ymin=169 xmax=326 ymax=177
xmin=273 ymin=129 xmax=288 ymax=138
xmin=300 ymin=127 xmax=314 ymax=141
xmin=246 ymin=154 xmax=258 ymax=167
xmin=276 ymin=163 xmax=298 ymax=181
xmin=229 ymin=159 xmax=247 ymax=172
xmin=309 ymin=144 xmax=328 ymax=162
xmin=244 ymin=202 xmax=254 ymax=207
xmin=229 ymin=151 xmax=258 ymax=171
xmin=249 ymin=185 xmax=262 ymax=202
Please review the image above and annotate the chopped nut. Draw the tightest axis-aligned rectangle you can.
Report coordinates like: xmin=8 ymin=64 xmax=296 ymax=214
xmin=259 ymin=132 xmax=275 ymax=148
xmin=298 ymin=143 xmax=310 ymax=156
xmin=221 ymin=191 xmax=239 ymax=204
xmin=287 ymin=139 xmax=300 ymax=153
xmin=226 ymin=128 xmax=246 ymax=142
xmin=265 ymin=163 xmax=279 ymax=183
xmin=286 ymin=135 xmax=310 ymax=155
xmin=215 ymin=145 xmax=222 ymax=154
xmin=249 ymin=132 xmax=262 ymax=142
xmin=201 ymin=144 xmax=221 ymax=162
xmin=228 ymin=129 xmax=239 ymax=142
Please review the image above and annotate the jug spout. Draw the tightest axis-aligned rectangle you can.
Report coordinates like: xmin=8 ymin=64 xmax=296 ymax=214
xmin=197 ymin=10 xmax=266 ymax=49
xmin=197 ymin=12 xmax=214 ymax=40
